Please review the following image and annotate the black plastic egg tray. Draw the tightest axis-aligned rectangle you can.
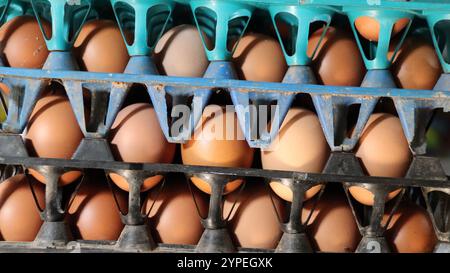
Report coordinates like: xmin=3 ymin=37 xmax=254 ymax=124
xmin=0 ymin=0 xmax=449 ymax=253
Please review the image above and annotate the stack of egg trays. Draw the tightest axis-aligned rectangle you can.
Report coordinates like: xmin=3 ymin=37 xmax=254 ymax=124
xmin=0 ymin=0 xmax=447 ymax=253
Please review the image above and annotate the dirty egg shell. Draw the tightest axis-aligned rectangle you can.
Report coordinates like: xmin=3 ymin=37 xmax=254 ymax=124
xmin=224 ymin=182 xmax=285 ymax=249
xmin=68 ymin=175 xmax=127 ymax=241
xmin=74 ymin=20 xmax=130 ymax=73
xmin=308 ymin=27 xmax=365 ymax=86
xmin=261 ymin=108 xmax=329 ymax=202
xmin=0 ymin=15 xmax=51 ymax=68
xmin=232 ymin=33 xmax=287 ymax=82
xmin=145 ymin=177 xmax=208 ymax=245
xmin=109 ymin=103 xmax=175 ymax=192
xmin=154 ymin=24 xmax=210 ymax=77
xmin=181 ymin=105 xmax=254 ymax=195
xmin=25 ymin=94 xmax=83 ymax=186
xmin=0 ymin=174 xmax=45 ymax=241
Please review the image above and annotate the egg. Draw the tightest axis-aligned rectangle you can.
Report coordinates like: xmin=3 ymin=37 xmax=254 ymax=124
xmin=261 ymin=108 xmax=330 ymax=202
xmin=74 ymin=20 xmax=130 ymax=73
xmin=390 ymin=35 xmax=442 ymax=90
xmin=224 ymin=182 xmax=284 ymax=249
xmin=181 ymin=105 xmax=254 ymax=195
xmin=25 ymin=94 xmax=83 ymax=186
xmin=109 ymin=103 xmax=175 ymax=192
xmin=0 ymin=174 xmax=45 ymax=241
xmin=383 ymin=202 xmax=437 ymax=253
xmin=302 ymin=191 xmax=361 ymax=252
xmin=154 ymin=24 xmax=210 ymax=77
xmin=350 ymin=113 xmax=411 ymax=206
xmin=145 ymin=176 xmax=207 ymax=245
xmin=355 ymin=17 xmax=410 ymax=42
xmin=0 ymin=16 xmax=51 ymax=68
xmin=308 ymin=27 xmax=365 ymax=86
xmin=232 ymin=33 xmax=287 ymax=82
xmin=68 ymin=175 xmax=127 ymax=241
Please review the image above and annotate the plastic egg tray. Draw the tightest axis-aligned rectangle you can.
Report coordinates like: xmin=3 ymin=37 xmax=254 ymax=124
xmin=0 ymin=0 xmax=448 ymax=253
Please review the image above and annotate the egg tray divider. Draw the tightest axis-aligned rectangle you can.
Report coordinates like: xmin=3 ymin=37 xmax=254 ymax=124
xmin=0 ymin=152 xmax=447 ymax=253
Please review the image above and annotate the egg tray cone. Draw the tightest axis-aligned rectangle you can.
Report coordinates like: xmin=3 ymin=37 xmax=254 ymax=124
xmin=275 ymin=232 xmax=313 ymax=253
xmin=195 ymin=228 xmax=236 ymax=253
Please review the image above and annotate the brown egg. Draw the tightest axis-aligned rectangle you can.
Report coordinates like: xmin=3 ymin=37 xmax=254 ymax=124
xmin=350 ymin=113 xmax=412 ymax=206
xmin=383 ymin=202 xmax=437 ymax=253
xmin=308 ymin=27 xmax=365 ymax=86
xmin=109 ymin=103 xmax=175 ymax=192
xmin=74 ymin=20 xmax=129 ymax=73
xmin=355 ymin=17 xmax=410 ymax=42
xmin=302 ymin=192 xmax=361 ymax=252
xmin=145 ymin=176 xmax=207 ymax=245
xmin=0 ymin=16 xmax=51 ymax=68
xmin=154 ymin=24 xmax=210 ymax=77
xmin=181 ymin=105 xmax=254 ymax=195
xmin=25 ymin=94 xmax=83 ymax=186
xmin=390 ymin=36 xmax=442 ymax=90
xmin=68 ymin=175 xmax=127 ymax=240
xmin=0 ymin=174 xmax=45 ymax=241
xmin=232 ymin=33 xmax=287 ymax=82
xmin=224 ymin=182 xmax=284 ymax=249
xmin=261 ymin=108 xmax=330 ymax=202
